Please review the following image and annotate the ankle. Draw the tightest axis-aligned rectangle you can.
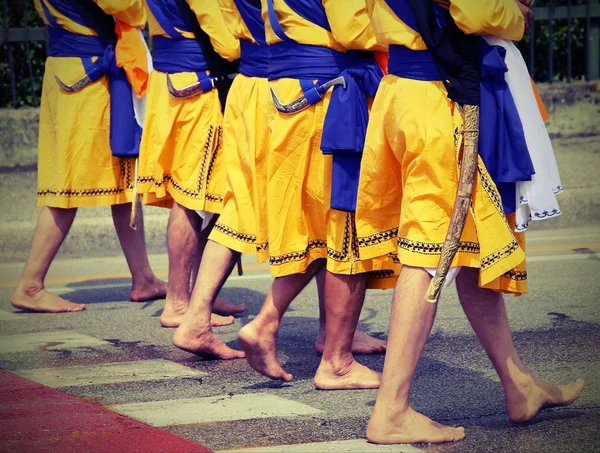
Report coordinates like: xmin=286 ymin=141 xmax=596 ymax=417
xmin=16 ymin=279 xmax=44 ymax=295
xmin=320 ymin=353 xmax=355 ymax=374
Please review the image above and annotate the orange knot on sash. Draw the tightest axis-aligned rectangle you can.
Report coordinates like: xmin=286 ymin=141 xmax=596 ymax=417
xmin=115 ymin=21 xmax=149 ymax=98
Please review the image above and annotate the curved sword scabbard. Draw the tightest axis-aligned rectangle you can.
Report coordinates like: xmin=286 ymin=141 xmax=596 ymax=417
xmin=167 ymin=73 xmax=211 ymax=99
xmin=270 ymin=75 xmax=347 ymax=114
xmin=54 ymin=74 xmax=94 ymax=93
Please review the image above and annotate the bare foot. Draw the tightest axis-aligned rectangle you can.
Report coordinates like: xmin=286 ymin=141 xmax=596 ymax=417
xmin=211 ymin=313 xmax=235 ymax=327
xmin=506 ymin=377 xmax=585 ymax=423
xmin=213 ymin=296 xmax=247 ymax=316
xmin=130 ymin=277 xmax=167 ymax=302
xmin=366 ymin=406 xmax=466 ymax=444
xmin=172 ymin=325 xmax=245 ymax=360
xmin=315 ymin=329 xmax=387 ymax=355
xmin=11 ymin=285 xmax=85 ymax=313
xmin=160 ymin=301 xmax=235 ymax=328
xmin=238 ymin=321 xmax=293 ymax=382
xmin=160 ymin=297 xmax=188 ymax=328
xmin=314 ymin=359 xmax=380 ymax=390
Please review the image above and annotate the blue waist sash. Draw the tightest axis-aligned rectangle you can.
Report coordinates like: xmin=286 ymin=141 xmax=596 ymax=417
xmin=239 ymin=40 xmax=268 ymax=78
xmin=47 ymin=25 xmax=141 ymax=158
xmin=388 ymin=45 xmax=439 ymax=81
xmin=388 ymin=41 xmax=534 ymax=214
xmin=152 ymin=35 xmax=208 ymax=73
xmin=152 ymin=36 xmax=213 ymax=93
xmin=269 ymin=41 xmax=383 ymax=212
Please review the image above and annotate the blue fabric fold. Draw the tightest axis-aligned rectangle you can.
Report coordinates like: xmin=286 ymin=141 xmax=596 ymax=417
xmin=152 ymin=35 xmax=208 ymax=73
xmin=239 ymin=40 xmax=269 ymax=78
xmin=145 ymin=0 xmax=191 ymax=36
xmin=233 ymin=0 xmax=267 ymax=45
xmin=322 ymin=59 xmax=383 ymax=211
xmin=388 ymin=45 xmax=440 ymax=81
xmin=269 ymin=42 xmax=382 ymax=212
xmin=478 ymin=42 xmax=534 ymax=214
xmin=44 ymin=4 xmax=141 ymax=158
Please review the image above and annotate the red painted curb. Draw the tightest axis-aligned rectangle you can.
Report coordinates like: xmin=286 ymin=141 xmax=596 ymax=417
xmin=0 ymin=370 xmax=213 ymax=453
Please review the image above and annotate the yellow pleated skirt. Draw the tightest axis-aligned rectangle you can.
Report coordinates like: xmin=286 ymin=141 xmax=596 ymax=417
xmin=356 ymin=75 xmax=527 ymax=295
xmin=37 ymin=57 xmax=135 ymax=208
xmin=264 ymin=78 xmax=399 ymax=288
xmin=137 ymin=70 xmax=225 ymax=213
xmin=209 ymin=75 xmax=273 ymax=261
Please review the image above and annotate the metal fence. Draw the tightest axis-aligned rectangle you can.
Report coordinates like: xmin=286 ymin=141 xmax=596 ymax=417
xmin=1 ymin=1 xmax=600 ymax=108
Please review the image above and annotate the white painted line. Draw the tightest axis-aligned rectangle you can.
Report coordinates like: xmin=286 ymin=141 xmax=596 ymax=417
xmin=0 ymin=310 xmax=25 ymax=321
xmin=527 ymin=232 xmax=600 ymax=243
xmin=218 ymin=439 xmax=422 ymax=453
xmin=14 ymin=359 xmax=206 ymax=388
xmin=51 ymin=273 xmax=273 ymax=295
xmin=527 ymin=254 xmax=591 ymax=263
xmin=0 ymin=331 xmax=109 ymax=354
xmin=110 ymin=394 xmax=323 ymax=427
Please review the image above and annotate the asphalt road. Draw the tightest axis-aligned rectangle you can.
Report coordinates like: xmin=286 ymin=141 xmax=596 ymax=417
xmin=0 ymin=225 xmax=599 ymax=453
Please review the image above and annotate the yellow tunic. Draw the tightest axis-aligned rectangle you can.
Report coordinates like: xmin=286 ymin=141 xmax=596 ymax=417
xmin=208 ymin=0 xmax=273 ymax=260
xmin=137 ymin=0 xmax=240 ymax=212
xmin=356 ymin=0 xmax=528 ymax=294
xmin=35 ymin=0 xmax=146 ymax=208
xmin=262 ymin=1 xmax=398 ymax=286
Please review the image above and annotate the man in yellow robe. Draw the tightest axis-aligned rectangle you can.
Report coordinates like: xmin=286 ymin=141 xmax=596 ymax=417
xmin=137 ymin=0 xmax=242 ymax=328
xmin=357 ymin=0 xmax=584 ymax=444
xmin=12 ymin=0 xmax=166 ymax=314
xmin=212 ymin=0 xmax=400 ymax=389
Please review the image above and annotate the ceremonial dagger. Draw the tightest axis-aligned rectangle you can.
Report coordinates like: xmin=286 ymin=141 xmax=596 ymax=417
xmin=404 ymin=0 xmax=482 ymax=303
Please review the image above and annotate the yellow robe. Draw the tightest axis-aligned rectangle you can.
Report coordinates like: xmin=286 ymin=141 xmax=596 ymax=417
xmin=356 ymin=0 xmax=528 ymax=294
xmin=208 ymin=0 xmax=273 ymax=260
xmin=34 ymin=0 xmax=146 ymax=208
xmin=262 ymin=0 xmax=399 ymax=287
xmin=138 ymin=0 xmax=240 ymax=212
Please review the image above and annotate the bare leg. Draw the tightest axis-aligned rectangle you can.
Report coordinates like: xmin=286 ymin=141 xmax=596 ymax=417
xmin=111 ymin=202 xmax=166 ymax=302
xmin=238 ymin=259 xmax=326 ymax=381
xmin=314 ymin=269 xmax=387 ymax=355
xmin=172 ymin=240 xmax=242 ymax=359
xmin=159 ymin=202 xmax=201 ymax=326
xmin=11 ymin=207 xmax=86 ymax=313
xmin=456 ymin=267 xmax=585 ymax=423
xmin=314 ymin=272 xmax=380 ymax=390
xmin=366 ymin=266 xmax=465 ymax=444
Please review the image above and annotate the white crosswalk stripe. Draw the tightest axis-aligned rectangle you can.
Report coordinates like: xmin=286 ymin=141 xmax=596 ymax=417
xmin=14 ymin=359 xmax=206 ymax=387
xmin=0 ymin=330 xmax=109 ymax=354
xmin=217 ymin=439 xmax=423 ymax=453
xmin=110 ymin=393 xmax=324 ymax=427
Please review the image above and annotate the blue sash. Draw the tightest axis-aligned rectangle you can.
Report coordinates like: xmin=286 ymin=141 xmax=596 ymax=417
xmin=233 ymin=0 xmax=269 ymax=78
xmin=146 ymin=0 xmax=214 ymax=91
xmin=384 ymin=0 xmax=534 ymax=214
xmin=266 ymin=0 xmax=383 ymax=212
xmin=42 ymin=0 xmax=141 ymax=158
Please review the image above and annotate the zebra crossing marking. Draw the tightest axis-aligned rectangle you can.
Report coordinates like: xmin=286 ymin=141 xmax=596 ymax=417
xmin=0 ymin=330 xmax=109 ymax=354
xmin=110 ymin=393 xmax=324 ymax=427
xmin=217 ymin=439 xmax=423 ymax=453
xmin=14 ymin=359 xmax=206 ymax=387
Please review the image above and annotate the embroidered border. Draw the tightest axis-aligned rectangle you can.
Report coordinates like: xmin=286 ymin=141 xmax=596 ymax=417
xmin=137 ymin=125 xmax=223 ymax=203
xmin=38 ymin=158 xmax=134 ymax=198
xmin=213 ymin=222 xmax=256 ymax=244
xmin=480 ymin=239 xmax=520 ymax=271
xmin=269 ymin=239 xmax=328 ymax=266
xmin=399 ymin=237 xmax=480 ymax=255
xmin=357 ymin=227 xmax=399 ymax=249
xmin=502 ymin=269 xmax=527 ymax=281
